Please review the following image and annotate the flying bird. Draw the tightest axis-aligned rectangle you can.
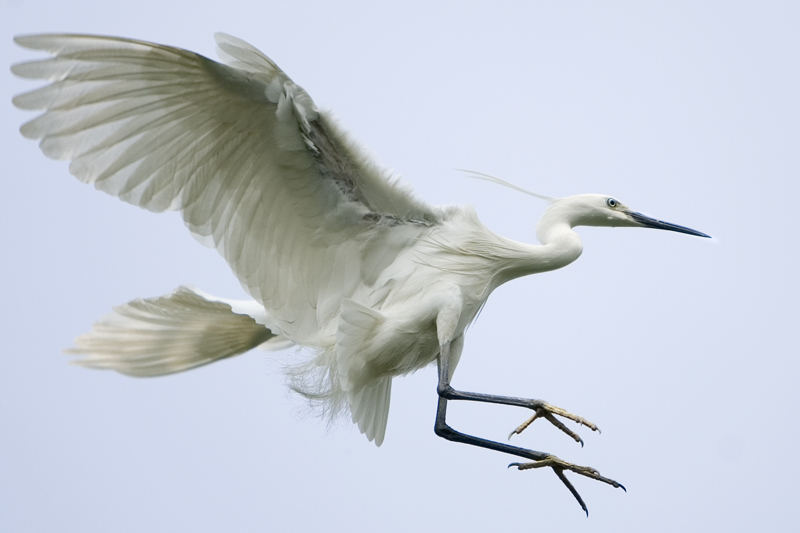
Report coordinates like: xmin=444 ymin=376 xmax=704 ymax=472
xmin=12 ymin=33 xmax=709 ymax=514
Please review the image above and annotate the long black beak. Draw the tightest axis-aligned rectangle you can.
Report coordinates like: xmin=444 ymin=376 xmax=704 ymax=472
xmin=626 ymin=211 xmax=711 ymax=238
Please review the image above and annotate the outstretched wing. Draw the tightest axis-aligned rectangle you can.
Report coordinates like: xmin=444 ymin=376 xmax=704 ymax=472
xmin=13 ymin=33 xmax=441 ymax=340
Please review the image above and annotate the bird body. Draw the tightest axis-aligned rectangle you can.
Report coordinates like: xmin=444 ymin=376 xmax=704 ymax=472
xmin=13 ymin=32 xmax=708 ymax=510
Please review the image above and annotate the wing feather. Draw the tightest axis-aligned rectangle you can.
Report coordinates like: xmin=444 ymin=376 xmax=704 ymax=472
xmin=13 ymin=33 xmax=441 ymax=340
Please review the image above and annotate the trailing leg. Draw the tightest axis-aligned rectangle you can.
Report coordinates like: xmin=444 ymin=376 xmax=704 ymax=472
xmin=434 ymin=342 xmax=624 ymax=515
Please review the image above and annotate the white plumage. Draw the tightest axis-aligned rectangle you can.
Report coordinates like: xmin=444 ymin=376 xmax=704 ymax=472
xmin=13 ymin=33 xmax=708 ymax=510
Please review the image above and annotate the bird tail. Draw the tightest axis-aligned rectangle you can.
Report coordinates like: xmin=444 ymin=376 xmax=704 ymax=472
xmin=66 ymin=286 xmax=288 ymax=377
xmin=336 ymin=299 xmax=392 ymax=446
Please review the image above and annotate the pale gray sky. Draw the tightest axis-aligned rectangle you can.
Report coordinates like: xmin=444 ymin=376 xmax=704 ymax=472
xmin=3 ymin=1 xmax=798 ymax=531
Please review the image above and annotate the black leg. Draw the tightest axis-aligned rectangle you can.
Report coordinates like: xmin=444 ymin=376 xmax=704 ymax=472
xmin=438 ymin=383 xmax=597 ymax=446
xmin=434 ymin=345 xmax=624 ymax=515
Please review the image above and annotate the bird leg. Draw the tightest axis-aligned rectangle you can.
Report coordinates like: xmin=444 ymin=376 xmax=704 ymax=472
xmin=433 ymin=391 xmax=624 ymax=515
xmin=438 ymin=386 xmax=599 ymax=446
xmin=434 ymin=346 xmax=623 ymax=514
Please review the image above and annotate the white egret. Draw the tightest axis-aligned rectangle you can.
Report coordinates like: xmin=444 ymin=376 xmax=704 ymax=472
xmin=12 ymin=33 xmax=709 ymax=513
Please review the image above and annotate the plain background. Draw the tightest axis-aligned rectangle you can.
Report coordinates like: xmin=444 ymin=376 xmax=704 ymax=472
xmin=2 ymin=1 xmax=798 ymax=531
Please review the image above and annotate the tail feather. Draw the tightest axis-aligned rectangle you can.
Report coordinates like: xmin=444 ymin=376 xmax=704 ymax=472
xmin=351 ymin=377 xmax=392 ymax=447
xmin=67 ymin=286 xmax=284 ymax=377
xmin=337 ymin=299 xmax=392 ymax=446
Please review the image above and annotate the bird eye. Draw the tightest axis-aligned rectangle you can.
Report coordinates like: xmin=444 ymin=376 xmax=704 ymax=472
xmin=606 ymin=198 xmax=618 ymax=208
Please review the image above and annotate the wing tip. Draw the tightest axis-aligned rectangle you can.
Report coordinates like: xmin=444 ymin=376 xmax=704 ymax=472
xmin=213 ymin=32 xmax=235 ymax=44
xmin=13 ymin=34 xmax=43 ymax=50
xmin=12 ymin=33 xmax=78 ymax=51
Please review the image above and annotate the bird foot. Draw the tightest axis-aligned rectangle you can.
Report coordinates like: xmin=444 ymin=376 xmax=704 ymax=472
xmin=508 ymin=400 xmax=599 ymax=447
xmin=509 ymin=455 xmax=625 ymax=515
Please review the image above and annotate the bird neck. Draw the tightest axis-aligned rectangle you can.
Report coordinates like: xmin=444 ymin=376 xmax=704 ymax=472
xmin=427 ymin=206 xmax=583 ymax=291
xmin=492 ymin=219 xmax=584 ymax=286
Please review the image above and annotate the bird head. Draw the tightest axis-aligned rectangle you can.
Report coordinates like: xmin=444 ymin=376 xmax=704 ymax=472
xmin=549 ymin=194 xmax=710 ymax=238
xmin=462 ymin=172 xmax=710 ymax=239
